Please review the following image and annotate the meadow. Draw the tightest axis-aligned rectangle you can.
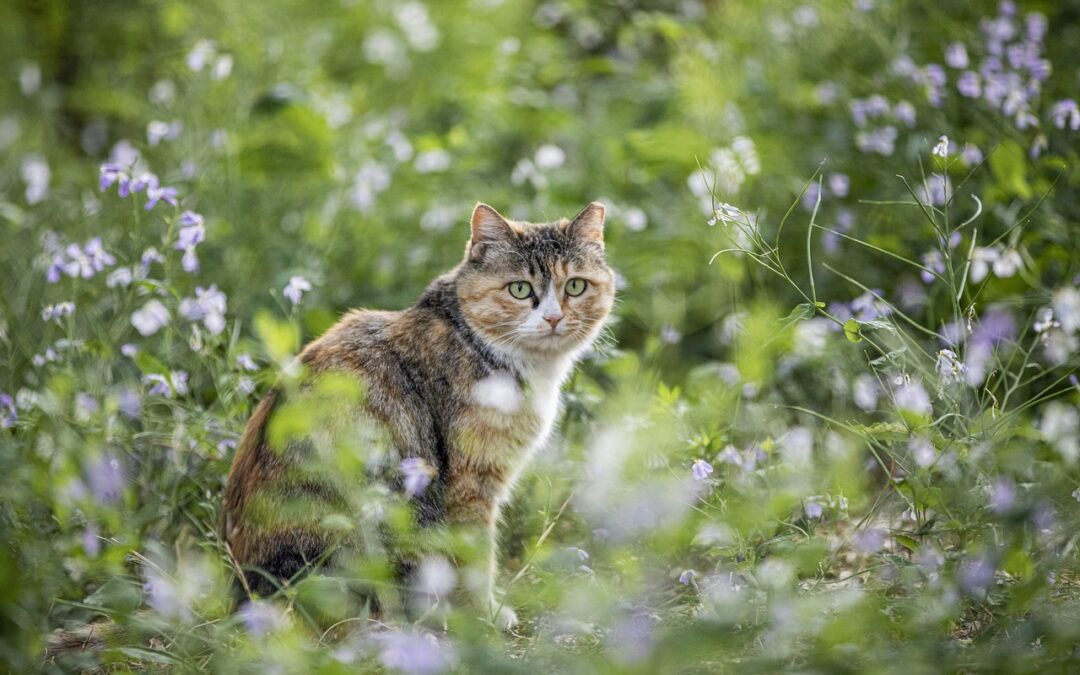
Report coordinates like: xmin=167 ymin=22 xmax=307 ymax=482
xmin=2 ymin=0 xmax=1079 ymax=672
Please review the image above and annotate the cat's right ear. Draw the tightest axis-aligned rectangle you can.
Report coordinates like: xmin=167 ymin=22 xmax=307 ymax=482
xmin=468 ymin=203 xmax=515 ymax=262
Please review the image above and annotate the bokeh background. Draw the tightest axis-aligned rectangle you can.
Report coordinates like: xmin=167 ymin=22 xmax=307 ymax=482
xmin=2 ymin=0 xmax=1079 ymax=672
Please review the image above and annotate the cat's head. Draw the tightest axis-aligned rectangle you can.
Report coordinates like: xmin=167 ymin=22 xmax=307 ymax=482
xmin=456 ymin=202 xmax=615 ymax=361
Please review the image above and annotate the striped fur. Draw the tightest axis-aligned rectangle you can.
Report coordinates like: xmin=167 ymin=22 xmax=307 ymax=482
xmin=222 ymin=202 xmax=614 ymax=628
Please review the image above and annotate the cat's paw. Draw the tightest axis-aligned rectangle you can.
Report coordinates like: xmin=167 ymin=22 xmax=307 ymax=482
xmin=490 ymin=602 xmax=519 ymax=632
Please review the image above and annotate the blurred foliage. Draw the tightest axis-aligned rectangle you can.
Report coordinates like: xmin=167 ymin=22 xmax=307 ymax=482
xmin=1 ymin=0 xmax=1079 ymax=672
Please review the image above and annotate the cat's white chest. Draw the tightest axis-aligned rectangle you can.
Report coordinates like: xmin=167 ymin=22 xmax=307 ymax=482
xmin=469 ymin=357 xmax=571 ymax=451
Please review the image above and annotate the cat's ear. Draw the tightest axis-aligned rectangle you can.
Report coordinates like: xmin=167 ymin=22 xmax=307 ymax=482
xmin=566 ymin=201 xmax=606 ymax=250
xmin=468 ymin=203 xmax=515 ymax=262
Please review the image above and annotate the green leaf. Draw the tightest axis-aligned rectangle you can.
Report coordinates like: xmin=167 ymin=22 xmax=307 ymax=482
xmin=989 ymin=140 xmax=1033 ymax=199
xmin=895 ymin=535 xmax=919 ymax=553
xmin=843 ymin=319 xmax=862 ymax=343
xmin=134 ymin=351 xmax=169 ymax=376
xmin=254 ymin=310 xmax=300 ymax=364
xmin=778 ymin=302 xmax=818 ymax=330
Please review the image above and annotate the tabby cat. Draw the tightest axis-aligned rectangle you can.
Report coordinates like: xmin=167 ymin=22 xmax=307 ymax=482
xmin=221 ymin=201 xmax=615 ymax=629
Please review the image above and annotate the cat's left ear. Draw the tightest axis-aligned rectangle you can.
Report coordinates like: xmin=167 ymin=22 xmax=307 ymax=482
xmin=565 ymin=201 xmax=606 ymax=251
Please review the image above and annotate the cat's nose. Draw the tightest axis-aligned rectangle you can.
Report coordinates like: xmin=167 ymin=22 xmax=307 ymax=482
xmin=544 ymin=314 xmax=563 ymax=331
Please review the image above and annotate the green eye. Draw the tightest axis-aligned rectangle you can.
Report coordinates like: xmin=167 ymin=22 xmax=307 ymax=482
xmin=508 ymin=281 xmax=533 ymax=299
xmin=565 ymin=278 xmax=587 ymax=296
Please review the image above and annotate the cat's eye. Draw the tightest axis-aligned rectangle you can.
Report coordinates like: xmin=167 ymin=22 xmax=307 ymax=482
xmin=565 ymin=277 xmax=587 ymax=297
xmin=508 ymin=281 xmax=533 ymax=299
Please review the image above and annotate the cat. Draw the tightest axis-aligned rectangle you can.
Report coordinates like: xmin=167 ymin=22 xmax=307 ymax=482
xmin=220 ymin=201 xmax=615 ymax=630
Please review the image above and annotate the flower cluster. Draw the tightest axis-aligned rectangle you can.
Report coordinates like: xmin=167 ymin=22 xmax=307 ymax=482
xmin=99 ymin=165 xmax=179 ymax=210
xmin=46 ymin=237 xmax=116 ymax=283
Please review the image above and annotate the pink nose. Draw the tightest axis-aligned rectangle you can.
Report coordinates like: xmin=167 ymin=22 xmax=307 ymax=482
xmin=545 ymin=315 xmax=562 ymax=330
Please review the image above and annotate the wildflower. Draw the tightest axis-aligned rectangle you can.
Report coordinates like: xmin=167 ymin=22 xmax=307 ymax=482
xmin=41 ymin=302 xmax=75 ymax=323
xmin=961 ymin=143 xmax=983 ymax=165
xmin=989 ymin=477 xmax=1016 ymax=513
xmin=992 ymin=248 xmax=1022 ymax=278
xmin=21 ymin=154 xmax=50 ymax=204
xmin=894 ymin=380 xmax=931 ymax=415
xmin=691 ymin=458 xmax=713 ymax=481
xmin=945 ymin=42 xmax=969 ymax=69
xmin=855 ymin=125 xmax=897 ymax=155
xmin=117 ymin=388 xmax=142 ymax=419
xmin=145 ymin=183 xmax=178 ymax=210
xmin=534 ymin=144 xmax=566 ymax=170
xmin=1052 ymin=287 xmax=1080 ymax=334
xmin=969 ymin=246 xmax=999 ymax=283
xmin=414 ymin=149 xmax=451 ymax=174
xmin=372 ymin=630 xmax=453 ymax=675
xmin=959 ymin=555 xmax=995 ymax=596
xmin=416 ymin=556 xmax=456 ymax=597
xmin=910 ymin=437 xmax=937 ymax=468
xmin=131 ymin=300 xmax=170 ymax=336
xmin=146 ymin=120 xmax=182 ymax=146
xmin=283 ymin=275 xmax=312 ymax=305
xmin=853 ymin=526 xmax=885 ymax=553
xmin=804 ymin=501 xmax=823 ymax=519
xmin=350 ymin=162 xmax=392 ymax=212
xmin=238 ymin=600 xmax=287 ymax=637
xmin=86 ymin=453 xmax=125 ymax=503
xmin=143 ymin=371 xmax=189 ymax=398
xmin=400 ymin=457 xmax=434 ymax=497
xmin=707 ymin=203 xmax=745 ymax=226
xmin=956 ymin=71 xmax=981 ymax=98
xmin=178 ymin=285 xmax=227 ymax=335
xmin=1039 ymin=402 xmax=1079 ymax=464
xmin=931 ymin=135 xmax=949 ymax=157
xmin=935 ymin=349 xmax=966 ymax=385
xmin=237 ymin=353 xmax=259 ymax=371
xmin=852 ymin=373 xmax=878 ymax=411
xmin=678 ymin=569 xmax=698 ymax=585
xmin=99 ymin=162 xmax=129 ymax=192
xmin=1032 ymin=307 xmax=1058 ymax=334
xmin=1051 ymin=100 xmax=1080 ymax=131
xmin=106 ymin=267 xmax=133 ymax=288
xmin=623 ymin=207 xmax=647 ymax=232
xmin=0 ymin=393 xmax=16 ymax=428
xmin=890 ymin=101 xmax=915 ymax=128
xmin=186 ymin=40 xmax=217 ymax=72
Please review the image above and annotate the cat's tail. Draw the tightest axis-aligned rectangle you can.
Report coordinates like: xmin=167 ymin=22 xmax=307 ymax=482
xmin=43 ymin=619 xmax=124 ymax=660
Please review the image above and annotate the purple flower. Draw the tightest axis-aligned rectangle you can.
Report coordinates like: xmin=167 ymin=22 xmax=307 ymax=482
xmin=853 ymin=526 xmax=885 ymax=553
xmin=1026 ymin=12 xmax=1047 ymax=42
xmin=691 ymin=458 xmax=713 ymax=481
xmin=935 ymin=349 xmax=966 ymax=385
xmin=129 ymin=172 xmax=157 ymax=194
xmin=893 ymin=101 xmax=916 ymax=128
xmin=178 ymin=285 xmax=227 ymax=335
xmin=238 ymin=600 xmax=286 ymax=637
xmin=959 ymin=555 xmax=995 ymax=596
xmin=283 ymin=275 xmax=312 ymax=306
xmin=400 ymin=457 xmax=434 ymax=497
xmin=117 ymin=388 xmax=142 ymax=419
xmin=855 ymin=126 xmax=897 ymax=156
xmin=86 ymin=453 xmax=125 ymax=503
xmin=175 ymin=223 xmax=205 ymax=252
xmin=1051 ymin=100 xmax=1080 ymax=131
xmin=237 ymin=353 xmax=259 ymax=371
xmin=373 ymin=630 xmax=453 ymax=675
xmin=131 ymin=300 xmax=170 ymax=336
xmin=989 ymin=477 xmax=1016 ymax=514
xmin=143 ymin=371 xmax=189 ymax=398
xmin=944 ymin=42 xmax=968 ymax=69
xmin=145 ymin=183 xmax=179 ymax=210
xmin=99 ymin=163 xmax=129 ymax=193
xmin=0 ymin=392 xmax=16 ymax=428
xmin=956 ymin=71 xmax=981 ymax=98
xmin=678 ymin=568 xmax=698 ymax=585
xmin=83 ymin=523 xmax=101 ymax=558
xmin=804 ymin=501 xmax=823 ymax=519
xmin=41 ymin=302 xmax=75 ymax=322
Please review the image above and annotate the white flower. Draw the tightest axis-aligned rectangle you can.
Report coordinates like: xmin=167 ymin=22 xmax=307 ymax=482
xmin=131 ymin=300 xmax=170 ymax=336
xmin=534 ymin=144 xmax=566 ymax=170
xmin=935 ymin=349 xmax=967 ymax=385
xmin=932 ymin=135 xmax=949 ymax=157
xmin=707 ymin=203 xmax=746 ymax=227
xmin=991 ymin=249 xmax=1022 ymax=278
xmin=283 ymin=276 xmax=313 ymax=306
xmin=894 ymin=380 xmax=931 ymax=415
xmin=1051 ymin=287 xmax=1080 ymax=334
